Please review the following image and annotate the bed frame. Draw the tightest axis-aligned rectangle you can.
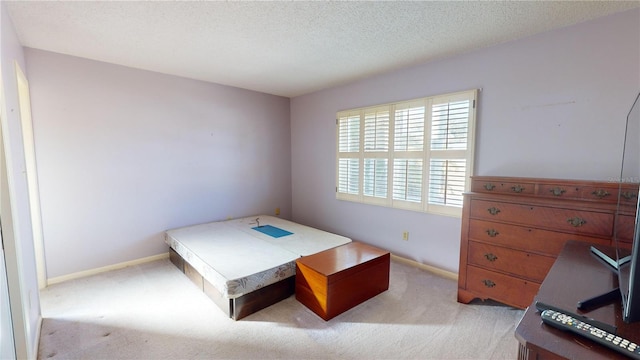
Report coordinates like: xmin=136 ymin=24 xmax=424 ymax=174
xmin=165 ymin=215 xmax=351 ymax=320
xmin=169 ymin=248 xmax=295 ymax=320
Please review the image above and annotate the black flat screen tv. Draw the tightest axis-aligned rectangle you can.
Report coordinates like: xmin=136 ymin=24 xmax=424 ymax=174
xmin=578 ymin=92 xmax=640 ymax=323
xmin=616 ymin=91 xmax=640 ymax=323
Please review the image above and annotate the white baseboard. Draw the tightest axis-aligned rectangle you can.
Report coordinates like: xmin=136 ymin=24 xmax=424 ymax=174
xmin=47 ymin=252 xmax=169 ymax=286
xmin=391 ymin=254 xmax=458 ymax=281
xmin=46 ymin=252 xmax=454 ymax=286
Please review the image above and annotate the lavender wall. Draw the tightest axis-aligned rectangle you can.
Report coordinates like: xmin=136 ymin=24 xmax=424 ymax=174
xmin=25 ymin=49 xmax=292 ymax=278
xmin=291 ymin=9 xmax=640 ymax=273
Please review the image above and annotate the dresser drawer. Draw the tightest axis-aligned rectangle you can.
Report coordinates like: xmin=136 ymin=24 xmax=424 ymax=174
xmin=579 ymin=185 xmax=619 ymax=203
xmin=619 ymin=184 xmax=640 ymax=207
xmin=468 ymin=219 xmax=611 ymax=255
xmin=470 ymin=199 xmax=614 ymax=236
xmin=471 ymin=179 xmax=535 ymax=195
xmin=468 ymin=242 xmax=554 ymax=282
xmin=536 ymin=183 xmax=582 ymax=200
xmin=465 ymin=265 xmax=539 ymax=309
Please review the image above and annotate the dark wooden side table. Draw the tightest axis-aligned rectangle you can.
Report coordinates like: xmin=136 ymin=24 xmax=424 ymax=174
xmin=515 ymin=240 xmax=640 ymax=359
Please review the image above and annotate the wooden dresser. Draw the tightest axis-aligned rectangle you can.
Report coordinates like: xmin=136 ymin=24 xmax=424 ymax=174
xmin=457 ymin=176 xmax=639 ymax=309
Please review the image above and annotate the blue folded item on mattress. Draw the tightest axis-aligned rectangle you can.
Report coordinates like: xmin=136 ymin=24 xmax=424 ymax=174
xmin=252 ymin=225 xmax=293 ymax=238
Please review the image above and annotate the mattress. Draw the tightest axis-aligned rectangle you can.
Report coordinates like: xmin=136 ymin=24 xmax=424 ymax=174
xmin=165 ymin=215 xmax=351 ymax=299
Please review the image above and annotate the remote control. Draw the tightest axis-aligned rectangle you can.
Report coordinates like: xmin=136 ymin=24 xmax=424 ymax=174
xmin=541 ymin=309 xmax=640 ymax=359
xmin=535 ymin=300 xmax=617 ymax=334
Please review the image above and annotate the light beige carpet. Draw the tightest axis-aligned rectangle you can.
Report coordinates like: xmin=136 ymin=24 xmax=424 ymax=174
xmin=38 ymin=258 xmax=524 ymax=359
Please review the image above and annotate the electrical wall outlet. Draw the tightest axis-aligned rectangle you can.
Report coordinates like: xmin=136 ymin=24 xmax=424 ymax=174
xmin=402 ymin=231 xmax=409 ymax=241
xmin=275 ymin=207 xmax=280 ymax=216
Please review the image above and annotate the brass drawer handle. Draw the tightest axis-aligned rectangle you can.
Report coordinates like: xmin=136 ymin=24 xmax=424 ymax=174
xmin=550 ymin=187 xmax=566 ymax=196
xmin=591 ymin=189 xmax=610 ymax=199
xmin=511 ymin=185 xmax=525 ymax=193
xmin=487 ymin=207 xmax=501 ymax=215
xmin=483 ymin=183 xmax=496 ymax=191
xmin=485 ymin=229 xmax=499 ymax=237
xmin=484 ymin=253 xmax=498 ymax=262
xmin=622 ymin=191 xmax=638 ymax=200
xmin=482 ymin=279 xmax=496 ymax=288
xmin=567 ymin=217 xmax=587 ymax=227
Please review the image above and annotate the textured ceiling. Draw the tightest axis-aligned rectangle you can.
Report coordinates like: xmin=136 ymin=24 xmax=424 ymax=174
xmin=6 ymin=1 xmax=640 ymax=97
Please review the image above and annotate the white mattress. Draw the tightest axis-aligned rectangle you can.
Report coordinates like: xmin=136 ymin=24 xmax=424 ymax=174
xmin=165 ymin=215 xmax=351 ymax=299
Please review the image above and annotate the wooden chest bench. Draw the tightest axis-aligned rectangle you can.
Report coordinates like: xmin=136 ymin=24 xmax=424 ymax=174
xmin=295 ymin=241 xmax=390 ymax=320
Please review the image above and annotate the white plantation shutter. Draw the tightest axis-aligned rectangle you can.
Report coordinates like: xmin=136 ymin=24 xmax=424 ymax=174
xmin=364 ymin=159 xmax=388 ymax=198
xmin=427 ymin=92 xmax=476 ymax=215
xmin=336 ymin=112 xmax=361 ymax=200
xmin=364 ymin=108 xmax=389 ymax=152
xmin=336 ymin=89 xmax=477 ymax=217
xmin=338 ymin=112 xmax=360 ymax=153
xmin=392 ymin=102 xmax=425 ymax=209
xmin=428 ymin=159 xmax=466 ymax=207
xmin=338 ymin=158 xmax=359 ymax=195
xmin=363 ymin=108 xmax=390 ymax=200
xmin=394 ymin=103 xmax=425 ymax=152
xmin=431 ymin=100 xmax=470 ymax=151
xmin=393 ymin=159 xmax=423 ymax=203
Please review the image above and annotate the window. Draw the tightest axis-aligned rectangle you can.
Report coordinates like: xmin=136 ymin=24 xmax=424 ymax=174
xmin=335 ymin=89 xmax=477 ymax=217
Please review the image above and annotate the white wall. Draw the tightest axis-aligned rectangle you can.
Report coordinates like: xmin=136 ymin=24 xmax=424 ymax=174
xmin=1 ymin=2 xmax=42 ymax=358
xmin=24 ymin=49 xmax=292 ymax=279
xmin=290 ymin=9 xmax=640 ymax=273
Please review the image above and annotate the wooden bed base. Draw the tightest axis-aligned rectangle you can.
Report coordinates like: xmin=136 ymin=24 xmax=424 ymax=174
xmin=169 ymin=248 xmax=295 ymax=320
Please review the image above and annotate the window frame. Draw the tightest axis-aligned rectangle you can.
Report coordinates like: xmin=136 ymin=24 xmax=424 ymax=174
xmin=335 ymin=89 xmax=478 ymax=217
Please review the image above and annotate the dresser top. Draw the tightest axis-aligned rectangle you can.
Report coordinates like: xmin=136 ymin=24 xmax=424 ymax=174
xmin=469 ymin=176 xmax=639 ymax=209
xmin=471 ymin=175 xmax=637 ymax=187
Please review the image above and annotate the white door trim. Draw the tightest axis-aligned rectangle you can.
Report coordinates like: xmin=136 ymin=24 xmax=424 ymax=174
xmin=0 ymin=67 xmax=17 ymax=360
xmin=14 ymin=63 xmax=46 ymax=290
